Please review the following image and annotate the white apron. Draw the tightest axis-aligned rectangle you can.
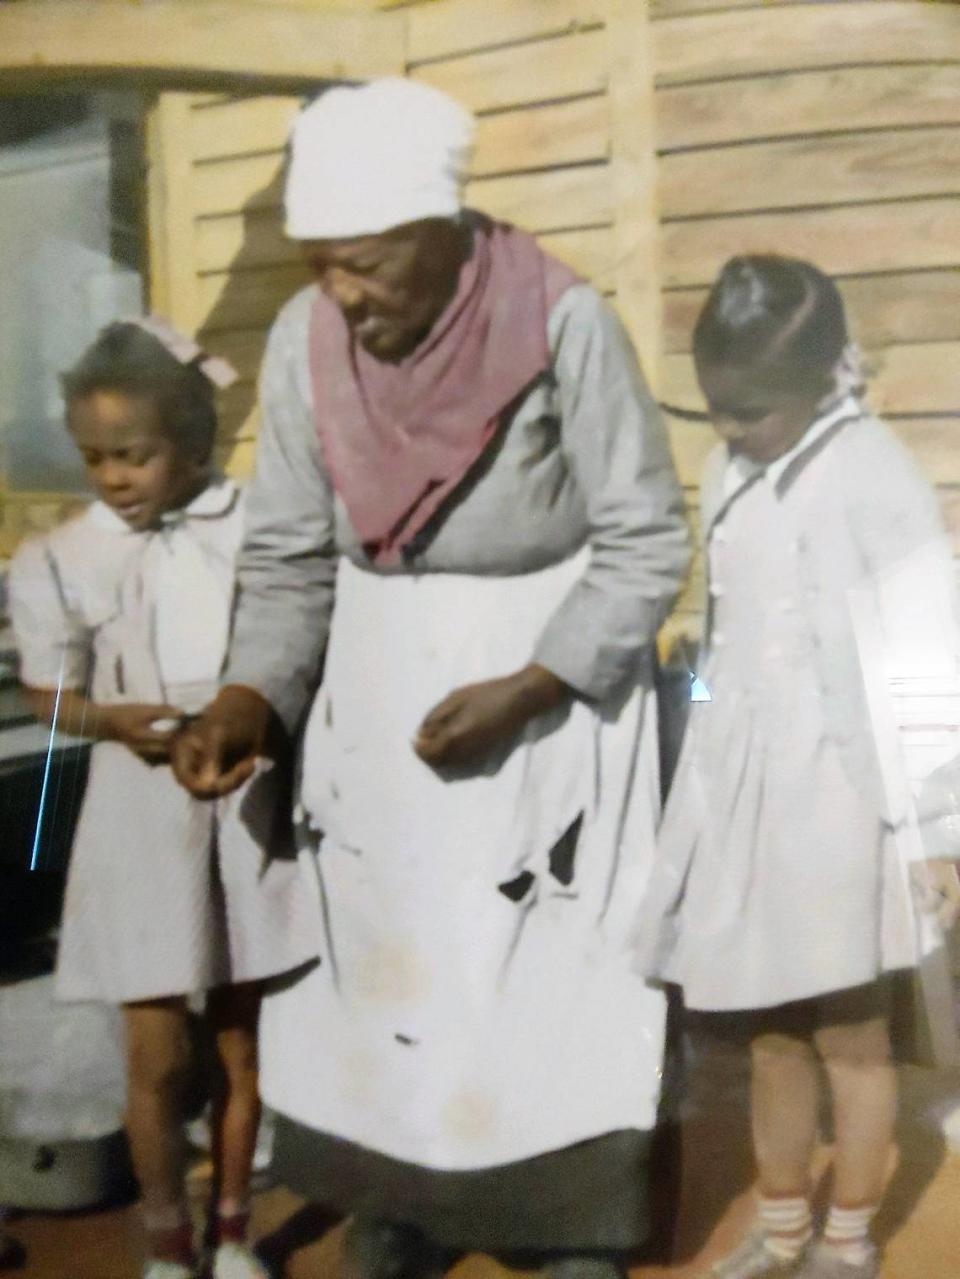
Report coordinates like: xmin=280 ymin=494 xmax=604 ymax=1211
xmin=259 ymin=554 xmax=665 ymax=1171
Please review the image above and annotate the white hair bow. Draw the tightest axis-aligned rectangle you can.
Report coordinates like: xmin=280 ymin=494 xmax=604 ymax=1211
xmin=127 ymin=315 xmax=239 ymax=390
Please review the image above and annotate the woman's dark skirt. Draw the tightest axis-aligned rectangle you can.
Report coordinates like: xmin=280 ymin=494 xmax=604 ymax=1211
xmin=271 ymin=1116 xmax=659 ymax=1254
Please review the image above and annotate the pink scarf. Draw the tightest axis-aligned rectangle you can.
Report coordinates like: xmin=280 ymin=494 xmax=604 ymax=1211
xmin=308 ymin=215 xmax=579 ymax=565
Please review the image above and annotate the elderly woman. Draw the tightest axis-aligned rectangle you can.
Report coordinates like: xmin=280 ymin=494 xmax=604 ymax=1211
xmin=174 ymin=79 xmax=689 ymax=1279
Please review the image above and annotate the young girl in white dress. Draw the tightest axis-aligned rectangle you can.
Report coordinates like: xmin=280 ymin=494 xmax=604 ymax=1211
xmin=635 ymin=256 xmax=959 ymax=1279
xmin=8 ymin=321 xmax=315 ymax=1279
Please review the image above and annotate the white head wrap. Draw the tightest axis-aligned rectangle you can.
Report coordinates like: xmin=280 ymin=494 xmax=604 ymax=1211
xmin=284 ymin=77 xmax=475 ymax=240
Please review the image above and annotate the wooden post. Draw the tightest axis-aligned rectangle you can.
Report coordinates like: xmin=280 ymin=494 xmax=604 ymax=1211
xmin=607 ymin=0 xmax=662 ymax=391
xmin=145 ymin=94 xmax=204 ymax=327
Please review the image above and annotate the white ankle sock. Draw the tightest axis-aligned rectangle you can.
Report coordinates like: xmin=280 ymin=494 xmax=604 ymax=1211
xmin=758 ymin=1194 xmax=813 ymax=1262
xmin=823 ymin=1204 xmax=876 ymax=1266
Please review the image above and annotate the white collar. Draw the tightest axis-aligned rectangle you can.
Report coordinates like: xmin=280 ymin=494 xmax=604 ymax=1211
xmin=724 ymin=395 xmax=861 ymax=498
xmin=87 ymin=476 xmax=239 ymax=534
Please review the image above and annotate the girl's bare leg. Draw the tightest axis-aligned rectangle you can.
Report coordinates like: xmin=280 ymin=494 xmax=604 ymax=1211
xmin=814 ymin=1012 xmax=895 ymax=1208
xmin=123 ymin=998 xmax=195 ymax=1263
xmin=750 ymin=1029 xmax=819 ymax=1197
xmin=206 ymin=982 xmax=262 ymax=1225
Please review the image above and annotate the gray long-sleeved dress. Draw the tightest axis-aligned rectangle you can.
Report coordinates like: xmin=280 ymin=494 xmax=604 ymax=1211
xmin=225 ymin=281 xmax=690 ymax=725
xmin=222 ymin=276 xmax=690 ymax=1253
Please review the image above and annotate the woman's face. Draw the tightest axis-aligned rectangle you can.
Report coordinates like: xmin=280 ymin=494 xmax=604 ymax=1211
xmin=69 ymin=390 xmax=208 ymax=532
xmin=696 ymin=360 xmax=830 ymax=465
xmin=301 ymin=218 xmax=469 ymax=362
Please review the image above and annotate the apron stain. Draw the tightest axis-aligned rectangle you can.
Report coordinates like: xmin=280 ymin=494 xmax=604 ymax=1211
xmin=339 ymin=1049 xmax=377 ymax=1107
xmin=356 ymin=944 xmax=430 ymax=1002
xmin=443 ymin=1089 xmax=498 ymax=1143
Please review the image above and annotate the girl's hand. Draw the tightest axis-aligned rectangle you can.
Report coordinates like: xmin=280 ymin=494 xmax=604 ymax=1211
xmin=414 ymin=664 xmax=569 ymax=769
xmin=911 ymin=859 xmax=960 ymax=932
xmin=100 ymin=703 xmax=184 ymax=765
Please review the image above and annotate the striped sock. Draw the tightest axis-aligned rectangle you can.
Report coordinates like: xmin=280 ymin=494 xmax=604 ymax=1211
xmin=758 ymin=1194 xmax=813 ymax=1262
xmin=823 ymin=1204 xmax=876 ymax=1266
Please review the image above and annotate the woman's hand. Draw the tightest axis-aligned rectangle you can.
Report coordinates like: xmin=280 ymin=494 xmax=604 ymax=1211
xmin=414 ymin=664 xmax=569 ymax=769
xmin=170 ymin=685 xmax=273 ymax=799
xmin=100 ymin=702 xmax=184 ymax=765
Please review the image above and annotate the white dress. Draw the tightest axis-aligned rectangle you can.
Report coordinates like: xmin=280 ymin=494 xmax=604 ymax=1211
xmin=636 ymin=411 xmax=922 ymax=1011
xmin=8 ymin=479 xmax=317 ymax=1004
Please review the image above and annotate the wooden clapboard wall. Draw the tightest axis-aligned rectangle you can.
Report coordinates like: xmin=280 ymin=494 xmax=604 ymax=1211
xmin=408 ymin=0 xmax=659 ymax=372
xmin=0 ymin=0 xmax=402 ymax=555
xmin=147 ymin=0 xmax=659 ymax=480
xmin=649 ymin=0 xmax=960 ymax=641
xmin=148 ymin=89 xmax=317 ymax=478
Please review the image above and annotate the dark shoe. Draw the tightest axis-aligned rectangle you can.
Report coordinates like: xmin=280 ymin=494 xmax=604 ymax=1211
xmin=540 ymin=1257 xmax=625 ymax=1279
xmin=341 ymin=1217 xmax=445 ymax=1279
xmin=0 ymin=1231 xmax=25 ymax=1272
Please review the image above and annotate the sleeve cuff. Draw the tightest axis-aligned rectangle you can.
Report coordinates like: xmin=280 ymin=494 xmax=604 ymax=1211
xmin=534 ymin=596 xmax=662 ymax=702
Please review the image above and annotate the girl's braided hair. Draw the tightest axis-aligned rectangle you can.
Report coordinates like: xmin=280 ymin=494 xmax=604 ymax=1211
xmin=693 ymin=255 xmax=848 ymax=392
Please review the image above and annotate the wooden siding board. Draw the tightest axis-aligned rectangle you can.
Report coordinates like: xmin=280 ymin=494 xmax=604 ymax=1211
xmin=471 ymin=95 xmax=609 ymax=178
xmin=654 ymin=2 xmax=960 ymax=86
xmin=869 ymin=343 xmax=960 ymax=417
xmin=657 ymin=64 xmax=960 ymax=151
xmin=466 ymin=164 xmax=613 ymax=233
xmin=652 ymin=0 xmax=832 ymax=16
xmin=190 ymin=95 xmax=302 ymax=162
xmin=196 ymin=210 xmax=296 ymax=274
xmin=194 ymin=153 xmax=286 ymax=218
xmin=412 ymin=28 xmax=607 ymax=114
xmin=407 ymin=0 xmax=607 ymax=64
xmin=660 ymin=199 xmax=960 ymax=289
xmin=538 ymin=226 xmax=619 ymax=290
xmin=607 ymin=0 xmax=662 ymax=379
xmin=660 ymin=127 xmax=960 ymax=220
xmin=197 ymin=263 xmax=313 ymax=332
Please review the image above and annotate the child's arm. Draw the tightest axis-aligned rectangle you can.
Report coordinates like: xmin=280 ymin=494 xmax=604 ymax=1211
xmin=7 ymin=536 xmax=182 ymax=765
xmin=23 ymin=685 xmax=184 ymax=764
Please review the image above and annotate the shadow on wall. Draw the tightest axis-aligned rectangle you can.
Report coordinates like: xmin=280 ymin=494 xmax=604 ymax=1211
xmin=196 ymin=157 xmax=313 ymax=474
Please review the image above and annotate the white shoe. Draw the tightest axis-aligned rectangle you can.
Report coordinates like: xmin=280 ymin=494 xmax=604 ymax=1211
xmin=793 ymin=1241 xmax=878 ymax=1279
xmin=142 ymin=1262 xmax=197 ymax=1279
xmin=701 ymin=1231 xmax=807 ymax=1277
xmin=212 ymin=1241 xmax=271 ymax=1279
